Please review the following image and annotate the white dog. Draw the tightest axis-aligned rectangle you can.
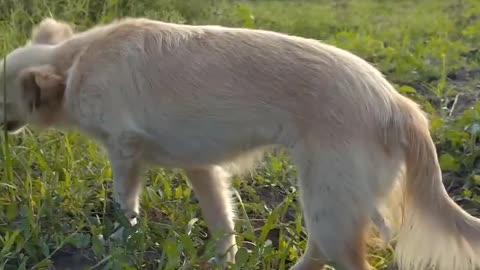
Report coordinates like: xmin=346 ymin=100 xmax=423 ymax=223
xmin=1 ymin=17 xmax=479 ymax=270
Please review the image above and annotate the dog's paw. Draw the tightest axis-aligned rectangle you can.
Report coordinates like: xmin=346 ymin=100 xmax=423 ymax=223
xmin=96 ymin=232 xmax=121 ymax=247
xmin=96 ymin=222 xmax=131 ymax=246
xmin=207 ymin=256 xmax=227 ymax=270
xmin=206 ymin=254 xmax=236 ymax=270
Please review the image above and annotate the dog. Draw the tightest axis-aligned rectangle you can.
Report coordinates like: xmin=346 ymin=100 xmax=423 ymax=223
xmin=1 ymin=17 xmax=479 ymax=270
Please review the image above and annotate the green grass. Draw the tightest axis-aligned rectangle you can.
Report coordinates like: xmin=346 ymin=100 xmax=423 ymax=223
xmin=1 ymin=0 xmax=480 ymax=269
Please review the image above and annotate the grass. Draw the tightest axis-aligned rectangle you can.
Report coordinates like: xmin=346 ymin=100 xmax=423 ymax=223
xmin=1 ymin=0 xmax=480 ymax=269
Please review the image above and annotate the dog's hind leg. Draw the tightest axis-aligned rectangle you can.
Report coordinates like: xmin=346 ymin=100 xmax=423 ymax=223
xmin=289 ymin=239 xmax=326 ymax=270
xmin=289 ymin=137 xmax=393 ymax=270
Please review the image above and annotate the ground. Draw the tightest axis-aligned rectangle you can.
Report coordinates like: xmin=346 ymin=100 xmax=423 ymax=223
xmin=0 ymin=0 xmax=480 ymax=269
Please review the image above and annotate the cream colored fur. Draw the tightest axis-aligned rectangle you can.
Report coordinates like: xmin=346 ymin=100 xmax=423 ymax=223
xmin=1 ymin=17 xmax=479 ymax=270
xmin=27 ymin=18 xmax=74 ymax=45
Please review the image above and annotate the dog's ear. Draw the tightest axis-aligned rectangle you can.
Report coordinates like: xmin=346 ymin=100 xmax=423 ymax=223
xmin=30 ymin=18 xmax=74 ymax=45
xmin=18 ymin=65 xmax=65 ymax=111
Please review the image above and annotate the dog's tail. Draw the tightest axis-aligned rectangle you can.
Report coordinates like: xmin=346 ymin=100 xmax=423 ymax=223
xmin=385 ymin=95 xmax=480 ymax=270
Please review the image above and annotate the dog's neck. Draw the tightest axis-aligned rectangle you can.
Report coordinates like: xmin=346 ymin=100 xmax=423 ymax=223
xmin=51 ymin=23 xmax=113 ymax=75
xmin=50 ymin=42 xmax=83 ymax=76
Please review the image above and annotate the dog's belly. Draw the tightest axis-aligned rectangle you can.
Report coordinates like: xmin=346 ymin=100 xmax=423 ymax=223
xmin=142 ymin=140 xmax=253 ymax=168
xmin=138 ymin=121 xmax=287 ymax=168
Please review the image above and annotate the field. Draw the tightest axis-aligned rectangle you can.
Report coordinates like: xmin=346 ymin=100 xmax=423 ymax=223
xmin=1 ymin=0 xmax=480 ymax=269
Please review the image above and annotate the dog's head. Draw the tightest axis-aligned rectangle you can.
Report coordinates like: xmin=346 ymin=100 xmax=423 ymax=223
xmin=0 ymin=18 xmax=73 ymax=133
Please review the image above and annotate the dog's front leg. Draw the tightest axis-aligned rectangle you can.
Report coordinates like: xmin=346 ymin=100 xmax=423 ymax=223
xmin=104 ymin=133 xmax=144 ymax=241
xmin=185 ymin=166 xmax=237 ymax=266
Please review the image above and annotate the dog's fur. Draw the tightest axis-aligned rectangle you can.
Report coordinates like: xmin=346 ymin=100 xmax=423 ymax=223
xmin=1 ymin=17 xmax=480 ymax=270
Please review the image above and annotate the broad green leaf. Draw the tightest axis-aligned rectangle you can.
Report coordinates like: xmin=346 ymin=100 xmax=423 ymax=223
xmin=439 ymin=153 xmax=460 ymax=171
